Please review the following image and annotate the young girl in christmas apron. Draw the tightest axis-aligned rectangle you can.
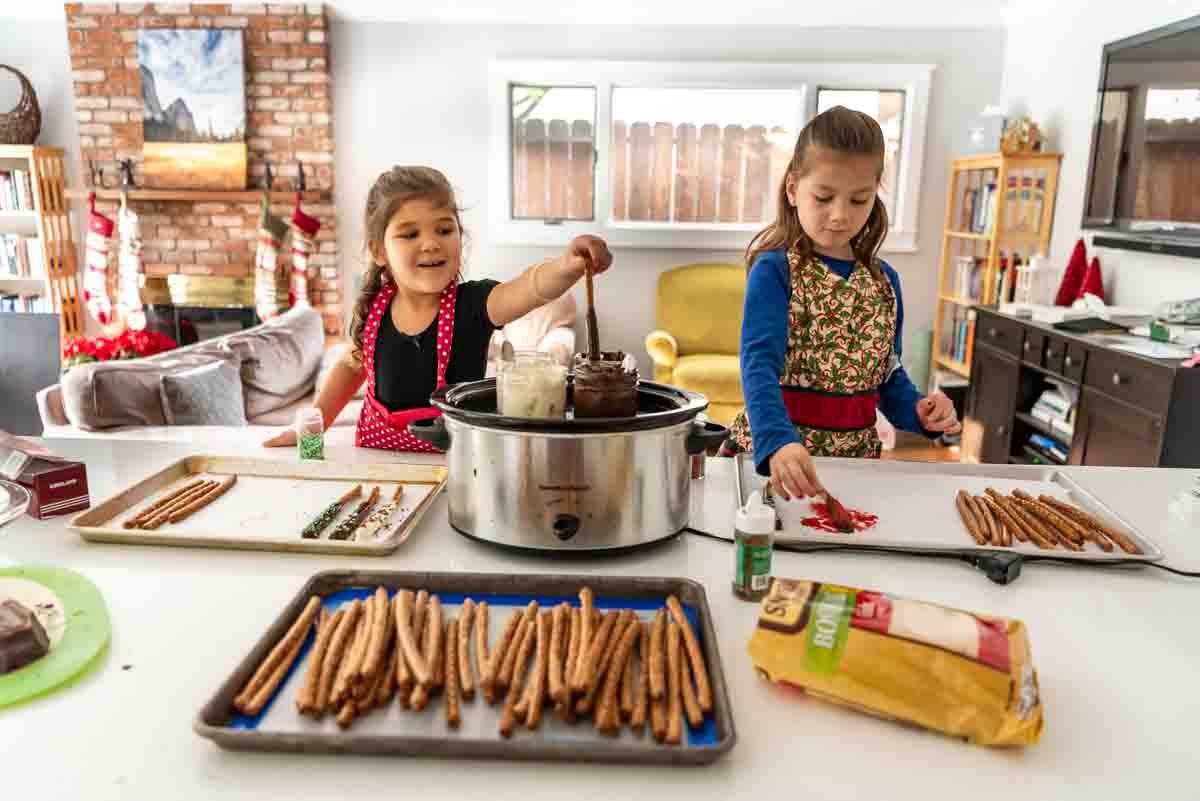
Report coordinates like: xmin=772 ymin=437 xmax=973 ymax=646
xmin=723 ymin=107 xmax=961 ymax=500
xmin=263 ymin=166 xmax=612 ymax=452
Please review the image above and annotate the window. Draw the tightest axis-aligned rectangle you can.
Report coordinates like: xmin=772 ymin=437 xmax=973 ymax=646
xmin=489 ymin=61 xmax=933 ymax=252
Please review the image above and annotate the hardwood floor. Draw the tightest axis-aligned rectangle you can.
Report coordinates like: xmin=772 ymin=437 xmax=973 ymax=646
xmin=880 ymin=431 xmax=962 ymax=463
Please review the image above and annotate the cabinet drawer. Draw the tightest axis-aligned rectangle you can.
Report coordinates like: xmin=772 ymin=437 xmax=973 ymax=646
xmin=1084 ymin=348 xmax=1174 ymax=412
xmin=1022 ymin=330 xmax=1046 ymax=365
xmin=1063 ymin=342 xmax=1087 ymax=382
xmin=1042 ymin=335 xmax=1067 ymax=376
xmin=976 ymin=312 xmax=1025 ymax=358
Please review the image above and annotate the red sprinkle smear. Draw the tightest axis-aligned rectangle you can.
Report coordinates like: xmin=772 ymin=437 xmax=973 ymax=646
xmin=801 ymin=502 xmax=879 ymax=533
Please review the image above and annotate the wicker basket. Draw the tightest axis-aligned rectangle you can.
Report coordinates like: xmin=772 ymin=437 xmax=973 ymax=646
xmin=0 ymin=64 xmax=41 ymax=146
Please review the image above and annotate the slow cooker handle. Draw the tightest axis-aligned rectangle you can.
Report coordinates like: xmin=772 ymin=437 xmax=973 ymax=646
xmin=685 ymin=419 xmax=729 ymax=455
xmin=408 ymin=417 xmax=451 ymax=451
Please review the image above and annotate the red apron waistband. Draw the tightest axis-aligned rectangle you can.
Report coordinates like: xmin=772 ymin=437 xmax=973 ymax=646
xmin=782 ymin=387 xmax=879 ymax=431
xmin=365 ymin=391 xmax=442 ymax=429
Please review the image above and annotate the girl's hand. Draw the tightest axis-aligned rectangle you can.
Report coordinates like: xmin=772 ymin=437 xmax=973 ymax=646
xmin=768 ymin=442 xmax=825 ymax=500
xmin=262 ymin=428 xmax=297 ymax=448
xmin=562 ymin=235 xmax=613 ymax=278
xmin=917 ymin=391 xmax=962 ymax=434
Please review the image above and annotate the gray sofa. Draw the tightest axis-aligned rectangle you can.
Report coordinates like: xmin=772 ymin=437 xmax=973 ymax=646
xmin=38 ymin=305 xmax=362 ymax=441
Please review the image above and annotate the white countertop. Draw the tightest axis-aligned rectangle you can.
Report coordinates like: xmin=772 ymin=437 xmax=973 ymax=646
xmin=3 ymin=437 xmax=1199 ymax=801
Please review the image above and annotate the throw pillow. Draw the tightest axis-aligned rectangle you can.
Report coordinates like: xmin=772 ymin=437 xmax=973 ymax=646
xmin=159 ymin=360 xmax=248 ymax=426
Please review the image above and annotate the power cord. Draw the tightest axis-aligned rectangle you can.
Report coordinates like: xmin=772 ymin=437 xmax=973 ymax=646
xmin=682 ymin=526 xmax=1200 ymax=585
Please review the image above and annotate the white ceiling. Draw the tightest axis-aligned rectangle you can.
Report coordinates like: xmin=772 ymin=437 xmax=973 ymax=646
xmin=5 ymin=0 xmax=1034 ymax=27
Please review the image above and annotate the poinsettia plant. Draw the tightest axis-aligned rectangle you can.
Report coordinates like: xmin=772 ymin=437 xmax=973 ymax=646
xmin=63 ymin=329 xmax=177 ymax=367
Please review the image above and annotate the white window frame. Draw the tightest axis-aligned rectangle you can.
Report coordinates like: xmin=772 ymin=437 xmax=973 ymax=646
xmin=488 ymin=60 xmax=933 ymax=253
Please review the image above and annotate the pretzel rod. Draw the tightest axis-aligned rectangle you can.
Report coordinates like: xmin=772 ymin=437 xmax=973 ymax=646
xmin=631 ymin=622 xmax=649 ymax=732
xmin=473 ymin=600 xmax=490 ymax=697
xmin=525 ymin=610 xmax=551 ymax=730
xmin=596 ymin=615 xmax=640 ymax=736
xmin=360 ymin=586 xmax=390 ymax=681
xmin=141 ymin=480 xmax=217 ymax=529
xmin=374 ymin=631 xmax=398 ymax=708
xmin=296 ymin=608 xmax=334 ymax=715
xmin=972 ymin=494 xmax=1000 ymax=544
xmin=336 ymin=699 xmax=355 ymax=729
xmin=483 ymin=609 xmax=521 ymax=702
xmin=956 ymin=490 xmax=987 ymax=545
xmin=445 ymin=618 xmax=461 ymax=727
xmin=1013 ymin=499 xmax=1080 ymax=550
xmin=394 ymin=591 xmax=431 ymax=689
xmin=352 ymin=595 xmax=380 ymax=700
xmin=327 ymin=486 xmax=379 ymax=540
xmin=125 ymin=478 xmax=205 ymax=527
xmin=982 ymin=495 xmax=1024 ymax=543
xmin=984 ymin=489 xmax=1052 ymax=549
xmin=433 ymin=619 xmax=446 ymax=690
xmin=168 ymin=474 xmax=237 ymax=524
xmin=415 ymin=595 xmax=444 ymax=694
xmin=621 ymin=638 xmax=635 ymax=720
xmin=1034 ymin=495 xmax=1116 ymax=551
xmin=412 ymin=590 xmax=429 ymax=647
xmin=409 ymin=621 xmax=443 ymax=712
xmin=666 ymin=596 xmax=712 ymax=714
xmin=648 ymin=607 xmax=667 ymax=701
xmin=317 ymin=600 xmax=360 ymax=715
xmin=561 ymin=605 xmax=581 ymax=705
xmin=299 ymin=484 xmax=362 ymax=539
xmin=333 ymin=597 xmax=370 ymax=706
xmin=573 ymin=608 xmax=619 ymax=695
xmin=234 ymin=595 xmax=322 ymax=712
xmin=666 ymin=621 xmax=682 ymax=745
xmin=359 ymin=650 xmax=387 ymax=713
xmin=577 ymin=611 xmax=633 ymax=715
xmin=547 ymin=603 xmax=567 ymax=709
xmin=1040 ymin=495 xmax=1139 ymax=553
xmin=1014 ymin=490 xmax=1084 ymax=544
xmin=457 ymin=598 xmax=475 ymax=700
xmin=498 ymin=602 xmax=539 ymax=693
xmin=571 ymin=587 xmax=595 ymax=690
xmin=498 ymin=615 xmax=537 ymax=738
xmin=650 ymin=684 xmax=668 ymax=743
xmin=680 ymin=645 xmax=704 ymax=729
xmin=392 ymin=618 xmax=412 ymax=709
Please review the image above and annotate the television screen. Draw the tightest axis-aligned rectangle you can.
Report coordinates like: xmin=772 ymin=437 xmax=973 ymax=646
xmin=1083 ymin=16 xmax=1200 ymax=254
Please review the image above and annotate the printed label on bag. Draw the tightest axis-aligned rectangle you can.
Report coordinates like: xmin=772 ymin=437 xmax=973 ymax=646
xmin=804 ymin=584 xmax=857 ymax=675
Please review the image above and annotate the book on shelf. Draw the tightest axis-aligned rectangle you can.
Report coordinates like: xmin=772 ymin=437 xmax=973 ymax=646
xmin=960 ymin=188 xmax=977 ymax=231
xmin=0 ymin=294 xmax=51 ymax=314
xmin=1 ymin=235 xmax=42 ymax=278
xmin=0 ymin=170 xmax=34 ymax=212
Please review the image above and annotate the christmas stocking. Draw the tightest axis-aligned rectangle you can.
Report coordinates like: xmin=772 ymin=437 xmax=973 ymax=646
xmin=117 ymin=203 xmax=145 ymax=330
xmin=289 ymin=197 xmax=321 ymax=307
xmin=1078 ymin=256 xmax=1106 ymax=303
xmin=254 ymin=197 xmax=290 ymax=322
xmin=84 ymin=194 xmax=115 ymax=326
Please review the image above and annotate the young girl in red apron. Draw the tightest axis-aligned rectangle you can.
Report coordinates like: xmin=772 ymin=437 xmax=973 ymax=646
xmin=723 ymin=107 xmax=961 ymax=500
xmin=263 ymin=166 xmax=612 ymax=453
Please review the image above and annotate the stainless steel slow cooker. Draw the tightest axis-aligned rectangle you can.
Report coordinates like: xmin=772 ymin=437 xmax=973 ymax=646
xmin=408 ymin=378 xmax=728 ymax=554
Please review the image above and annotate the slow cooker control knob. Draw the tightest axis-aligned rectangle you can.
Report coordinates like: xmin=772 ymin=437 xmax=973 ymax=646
xmin=553 ymin=514 xmax=581 ymax=542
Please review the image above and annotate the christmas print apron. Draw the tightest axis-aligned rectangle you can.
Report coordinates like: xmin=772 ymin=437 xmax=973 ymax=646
xmin=726 ymin=245 xmax=897 ymax=459
xmin=355 ymin=280 xmax=457 ymax=452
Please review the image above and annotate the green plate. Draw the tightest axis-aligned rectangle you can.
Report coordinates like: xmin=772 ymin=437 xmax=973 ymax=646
xmin=0 ymin=565 xmax=111 ymax=708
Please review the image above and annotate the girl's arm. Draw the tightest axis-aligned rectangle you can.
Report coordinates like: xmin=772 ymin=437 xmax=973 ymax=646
xmin=262 ymin=348 xmax=366 ymax=447
xmin=741 ymin=252 xmax=801 ymax=476
xmin=486 ymin=235 xmax=612 ymax=328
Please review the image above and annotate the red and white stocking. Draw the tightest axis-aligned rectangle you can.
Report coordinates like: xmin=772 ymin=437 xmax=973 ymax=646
xmin=289 ymin=198 xmax=321 ymax=307
xmin=84 ymin=193 xmax=115 ymax=326
xmin=117 ymin=204 xmax=145 ymax=330
xmin=254 ymin=199 xmax=289 ymax=322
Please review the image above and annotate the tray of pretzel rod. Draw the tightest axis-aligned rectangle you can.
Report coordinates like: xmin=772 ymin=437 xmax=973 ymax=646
xmin=194 ymin=570 xmax=735 ymax=764
xmin=733 ymin=455 xmax=1163 ymax=564
xmin=68 ymin=455 xmax=447 ymax=556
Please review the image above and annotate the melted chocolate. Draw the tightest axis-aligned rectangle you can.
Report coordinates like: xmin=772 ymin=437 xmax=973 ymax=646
xmin=0 ymin=600 xmax=49 ymax=675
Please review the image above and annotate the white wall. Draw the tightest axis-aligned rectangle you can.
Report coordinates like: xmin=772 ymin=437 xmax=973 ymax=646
xmin=1000 ymin=1 xmax=1200 ymax=310
xmin=332 ymin=22 xmax=1005 ymax=379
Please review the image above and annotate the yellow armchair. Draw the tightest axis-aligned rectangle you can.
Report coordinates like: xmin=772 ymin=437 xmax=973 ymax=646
xmin=645 ymin=263 xmax=746 ymax=426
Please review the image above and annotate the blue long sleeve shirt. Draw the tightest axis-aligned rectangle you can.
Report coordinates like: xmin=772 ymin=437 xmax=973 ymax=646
xmin=741 ymin=248 xmax=932 ymax=476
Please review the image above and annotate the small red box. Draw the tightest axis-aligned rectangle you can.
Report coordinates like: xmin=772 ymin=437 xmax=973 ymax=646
xmin=14 ymin=459 xmax=90 ymax=519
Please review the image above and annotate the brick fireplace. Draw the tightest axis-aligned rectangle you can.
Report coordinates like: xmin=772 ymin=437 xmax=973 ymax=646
xmin=64 ymin=2 xmax=341 ymax=338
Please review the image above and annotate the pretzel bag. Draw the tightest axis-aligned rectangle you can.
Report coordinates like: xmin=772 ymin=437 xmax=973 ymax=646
xmin=748 ymin=578 xmax=1043 ymax=746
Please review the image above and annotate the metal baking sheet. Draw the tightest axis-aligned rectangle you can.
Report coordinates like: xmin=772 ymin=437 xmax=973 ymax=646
xmin=733 ymin=454 xmax=1163 ymax=564
xmin=69 ymin=455 xmax=447 ymax=556
xmin=194 ymin=570 xmax=736 ymax=765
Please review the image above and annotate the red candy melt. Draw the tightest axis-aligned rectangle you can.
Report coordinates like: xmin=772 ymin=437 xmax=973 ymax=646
xmin=801 ymin=503 xmax=879 ymax=534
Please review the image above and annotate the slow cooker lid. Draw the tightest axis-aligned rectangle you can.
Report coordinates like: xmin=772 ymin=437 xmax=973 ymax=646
xmin=431 ymin=378 xmax=709 ymax=433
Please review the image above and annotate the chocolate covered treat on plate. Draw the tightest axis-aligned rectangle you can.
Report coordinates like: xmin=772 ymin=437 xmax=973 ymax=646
xmin=0 ymin=599 xmax=50 ymax=675
xmin=573 ymin=352 xmax=638 ymax=418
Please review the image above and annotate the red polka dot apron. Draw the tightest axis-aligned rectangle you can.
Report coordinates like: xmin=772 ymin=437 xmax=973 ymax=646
xmin=355 ymin=280 xmax=457 ymax=453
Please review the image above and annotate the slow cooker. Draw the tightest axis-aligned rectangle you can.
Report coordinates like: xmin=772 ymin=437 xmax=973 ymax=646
xmin=408 ymin=378 xmax=728 ymax=554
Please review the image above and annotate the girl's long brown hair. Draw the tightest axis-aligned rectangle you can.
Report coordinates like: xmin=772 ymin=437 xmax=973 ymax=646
xmin=745 ymin=106 xmax=889 ymax=283
xmin=349 ymin=166 xmax=466 ymax=357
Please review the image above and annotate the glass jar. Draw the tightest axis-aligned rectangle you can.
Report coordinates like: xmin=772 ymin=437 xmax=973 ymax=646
xmin=573 ymin=352 xmax=638 ymax=418
xmin=295 ymin=406 xmax=324 ymax=460
xmin=496 ymin=351 xmax=568 ymax=419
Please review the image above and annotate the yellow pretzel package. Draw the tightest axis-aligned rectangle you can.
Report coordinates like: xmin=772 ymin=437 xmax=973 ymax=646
xmin=748 ymin=578 xmax=1043 ymax=746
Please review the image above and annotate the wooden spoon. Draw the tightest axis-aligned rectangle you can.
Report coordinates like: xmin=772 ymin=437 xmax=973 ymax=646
xmin=583 ymin=256 xmax=600 ymax=361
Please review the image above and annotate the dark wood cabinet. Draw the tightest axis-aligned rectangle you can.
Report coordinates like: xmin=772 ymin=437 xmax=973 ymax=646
xmin=964 ymin=345 xmax=1019 ymax=464
xmin=966 ymin=308 xmax=1200 ymax=468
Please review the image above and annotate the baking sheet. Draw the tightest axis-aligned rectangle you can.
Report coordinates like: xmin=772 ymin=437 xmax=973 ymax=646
xmin=195 ymin=570 xmax=735 ymax=765
xmin=733 ymin=455 xmax=1163 ymax=563
xmin=69 ymin=456 xmax=447 ymax=556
